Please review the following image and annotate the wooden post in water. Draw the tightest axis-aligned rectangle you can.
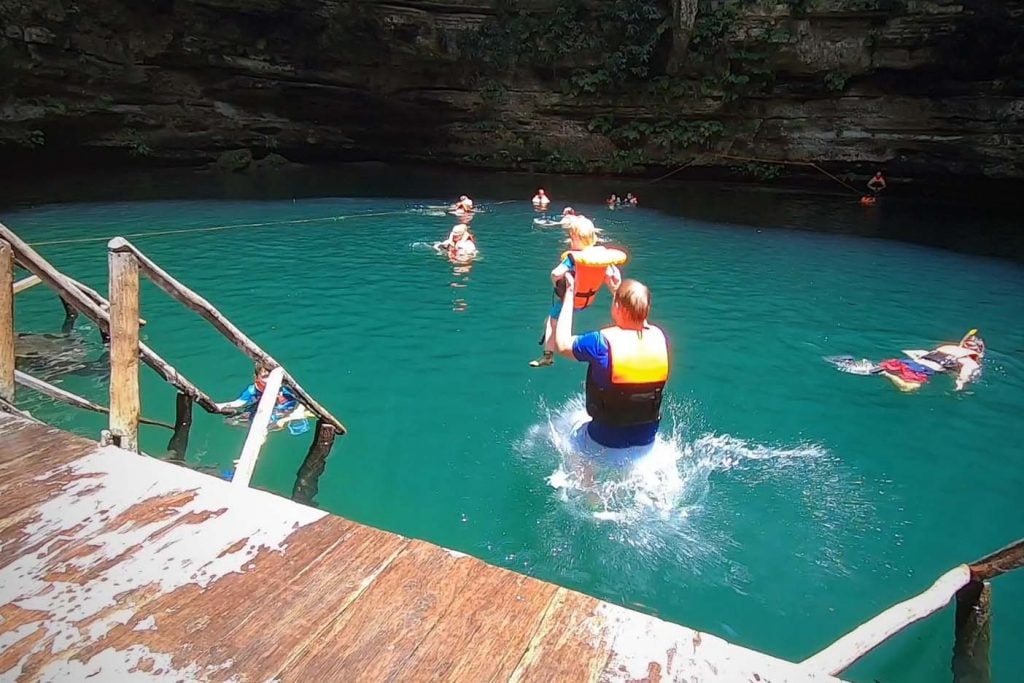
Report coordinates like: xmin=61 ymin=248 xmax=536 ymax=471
xmin=167 ymin=392 xmax=194 ymax=458
xmin=292 ymin=419 xmax=337 ymax=506
xmin=60 ymin=297 xmax=79 ymax=334
xmin=952 ymin=581 xmax=991 ymax=683
xmin=108 ymin=243 xmax=140 ymax=452
xmin=0 ymin=240 xmax=14 ymax=403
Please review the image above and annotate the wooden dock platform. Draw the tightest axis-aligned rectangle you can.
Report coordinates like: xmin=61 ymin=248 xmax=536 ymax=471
xmin=0 ymin=414 xmax=841 ymax=682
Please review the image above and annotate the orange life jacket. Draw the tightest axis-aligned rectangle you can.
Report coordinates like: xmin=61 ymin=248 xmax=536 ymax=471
xmin=585 ymin=325 xmax=669 ymax=427
xmin=557 ymin=246 xmax=628 ymax=310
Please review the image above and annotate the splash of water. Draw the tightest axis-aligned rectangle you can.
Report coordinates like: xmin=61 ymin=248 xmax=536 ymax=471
xmin=515 ymin=395 xmax=852 ymax=585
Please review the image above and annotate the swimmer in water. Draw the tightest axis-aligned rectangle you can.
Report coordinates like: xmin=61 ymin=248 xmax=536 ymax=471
xmin=532 ymin=189 xmax=551 ymax=209
xmin=450 ymin=195 xmax=474 ymax=214
xmin=436 ymin=224 xmax=477 ymax=259
xmin=215 ymin=362 xmax=309 ymax=430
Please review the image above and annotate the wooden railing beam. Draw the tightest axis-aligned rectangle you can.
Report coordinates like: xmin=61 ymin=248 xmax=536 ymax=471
xmin=968 ymin=538 xmax=1024 ymax=581
xmin=14 ymin=369 xmax=172 ymax=430
xmin=802 ymin=565 xmax=972 ymax=675
xmin=13 ymin=274 xmax=41 ymax=295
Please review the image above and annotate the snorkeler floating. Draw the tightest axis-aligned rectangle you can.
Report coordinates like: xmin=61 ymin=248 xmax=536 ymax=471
xmin=826 ymin=329 xmax=986 ymax=392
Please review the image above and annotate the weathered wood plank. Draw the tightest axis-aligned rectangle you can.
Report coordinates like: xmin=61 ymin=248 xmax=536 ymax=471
xmin=284 ymin=540 xmax=481 ymax=681
xmin=69 ymin=517 xmax=409 ymax=681
xmin=510 ymin=589 xmax=614 ymax=682
xmin=392 ymin=554 xmax=559 ymax=681
xmin=0 ymin=442 xmax=334 ymax=681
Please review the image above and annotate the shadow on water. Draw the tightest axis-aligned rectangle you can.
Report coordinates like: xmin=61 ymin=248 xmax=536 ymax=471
xmin=2 ymin=163 xmax=1021 ymax=263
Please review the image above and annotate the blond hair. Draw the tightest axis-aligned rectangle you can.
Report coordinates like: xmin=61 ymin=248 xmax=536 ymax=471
xmin=614 ymin=279 xmax=651 ymax=323
xmin=568 ymin=217 xmax=598 ymax=248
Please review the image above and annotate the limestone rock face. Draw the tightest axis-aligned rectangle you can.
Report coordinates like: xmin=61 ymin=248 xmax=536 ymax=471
xmin=1 ymin=0 xmax=1022 ymax=182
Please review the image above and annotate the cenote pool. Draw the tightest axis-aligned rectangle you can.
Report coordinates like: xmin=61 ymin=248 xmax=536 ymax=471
xmin=4 ymin=168 xmax=1023 ymax=682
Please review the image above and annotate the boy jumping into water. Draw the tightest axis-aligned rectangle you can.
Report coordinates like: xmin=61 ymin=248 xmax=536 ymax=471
xmin=530 ymin=217 xmax=612 ymax=367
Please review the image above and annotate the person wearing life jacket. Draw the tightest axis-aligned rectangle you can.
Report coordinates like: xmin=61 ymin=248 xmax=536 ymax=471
xmin=553 ymin=273 xmax=669 ymax=449
xmin=530 ymin=218 xmax=626 ymax=367
xmin=215 ymin=362 xmax=308 ymax=429
xmin=532 ymin=189 xmax=551 ymax=209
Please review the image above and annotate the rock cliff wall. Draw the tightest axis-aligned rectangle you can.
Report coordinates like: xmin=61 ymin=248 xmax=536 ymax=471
xmin=1 ymin=0 xmax=1022 ymax=183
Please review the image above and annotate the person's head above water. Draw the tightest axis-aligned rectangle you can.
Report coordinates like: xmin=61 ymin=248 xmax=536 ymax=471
xmin=961 ymin=332 xmax=986 ymax=357
xmin=254 ymin=362 xmax=273 ymax=390
xmin=568 ymin=217 xmax=598 ymax=249
xmin=537 ymin=189 xmax=546 ymax=196
xmin=562 ymin=206 xmax=576 ymax=216
xmin=611 ymin=279 xmax=651 ymax=328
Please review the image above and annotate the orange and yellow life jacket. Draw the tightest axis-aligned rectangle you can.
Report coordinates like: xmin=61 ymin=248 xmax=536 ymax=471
xmin=556 ymin=245 xmax=628 ymax=310
xmin=585 ymin=325 xmax=669 ymax=427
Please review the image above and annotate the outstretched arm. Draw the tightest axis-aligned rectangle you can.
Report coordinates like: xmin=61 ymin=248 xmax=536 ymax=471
xmin=955 ymin=358 xmax=980 ymax=391
xmin=604 ymin=264 xmax=622 ymax=293
xmin=215 ymin=398 xmax=248 ymax=413
xmin=554 ymin=272 xmax=578 ymax=359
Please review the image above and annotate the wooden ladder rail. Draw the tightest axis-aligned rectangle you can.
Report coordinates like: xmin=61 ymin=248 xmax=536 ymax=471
xmin=106 ymin=238 xmax=343 ymax=493
xmin=801 ymin=538 xmax=1024 ymax=682
xmin=1 ymin=223 xmax=343 ymax=500
xmin=0 ymin=222 xmax=221 ymax=418
xmin=107 ymin=237 xmax=345 ymax=435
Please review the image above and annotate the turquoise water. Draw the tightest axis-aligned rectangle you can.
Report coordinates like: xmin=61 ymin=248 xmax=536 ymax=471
xmin=5 ymin=180 xmax=1024 ymax=682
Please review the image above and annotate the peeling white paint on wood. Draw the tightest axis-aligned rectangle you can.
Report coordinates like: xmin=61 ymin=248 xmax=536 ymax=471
xmin=592 ymin=603 xmax=843 ymax=682
xmin=36 ymin=644 xmax=239 ymax=683
xmin=0 ymin=444 xmax=325 ymax=680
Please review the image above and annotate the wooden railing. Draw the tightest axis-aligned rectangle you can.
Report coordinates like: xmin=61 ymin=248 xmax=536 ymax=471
xmin=0 ymin=222 xmax=345 ymax=504
xmin=802 ymin=538 xmax=1024 ymax=682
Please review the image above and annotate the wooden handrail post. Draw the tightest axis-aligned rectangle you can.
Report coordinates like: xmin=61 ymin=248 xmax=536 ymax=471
xmin=167 ymin=392 xmax=194 ymax=458
xmin=108 ymin=243 xmax=140 ymax=452
xmin=292 ymin=419 xmax=337 ymax=506
xmin=0 ymin=239 xmax=14 ymax=402
xmin=60 ymin=297 xmax=79 ymax=335
xmin=952 ymin=581 xmax=991 ymax=683
xmin=232 ymin=366 xmax=284 ymax=488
